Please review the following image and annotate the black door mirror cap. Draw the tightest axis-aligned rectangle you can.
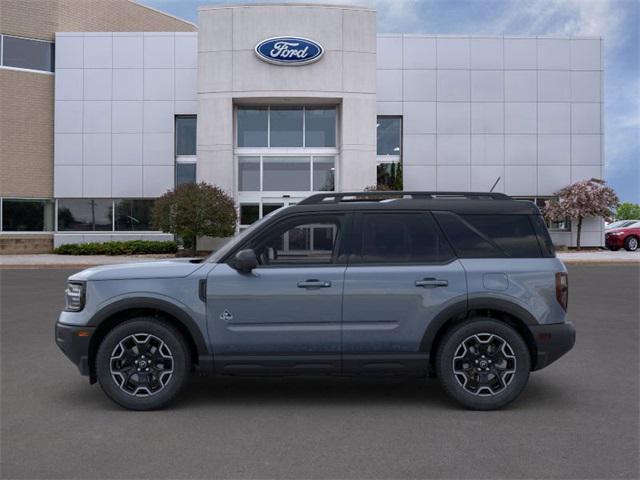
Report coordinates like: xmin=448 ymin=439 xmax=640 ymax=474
xmin=234 ymin=249 xmax=259 ymax=273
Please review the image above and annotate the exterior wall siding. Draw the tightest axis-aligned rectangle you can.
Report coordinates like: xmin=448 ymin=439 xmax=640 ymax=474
xmin=53 ymin=32 xmax=198 ymax=199
xmin=0 ymin=0 xmax=196 ymax=200
xmin=0 ymin=0 xmax=195 ymax=251
xmin=377 ymin=35 xmax=604 ymax=246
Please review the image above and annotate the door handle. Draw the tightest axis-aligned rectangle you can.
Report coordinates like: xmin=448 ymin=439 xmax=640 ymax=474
xmin=297 ymin=279 xmax=332 ymax=289
xmin=415 ymin=278 xmax=448 ymax=288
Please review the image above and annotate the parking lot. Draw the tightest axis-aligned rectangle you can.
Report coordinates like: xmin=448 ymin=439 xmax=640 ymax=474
xmin=1 ymin=265 xmax=638 ymax=479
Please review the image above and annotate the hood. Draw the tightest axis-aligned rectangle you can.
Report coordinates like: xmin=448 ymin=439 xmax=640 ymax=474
xmin=69 ymin=258 xmax=205 ymax=282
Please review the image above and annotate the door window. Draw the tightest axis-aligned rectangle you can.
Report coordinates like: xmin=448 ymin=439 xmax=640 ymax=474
xmin=352 ymin=213 xmax=454 ymax=264
xmin=250 ymin=215 xmax=342 ymax=266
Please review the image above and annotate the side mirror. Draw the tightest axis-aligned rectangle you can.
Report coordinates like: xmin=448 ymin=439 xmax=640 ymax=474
xmin=233 ymin=249 xmax=258 ymax=273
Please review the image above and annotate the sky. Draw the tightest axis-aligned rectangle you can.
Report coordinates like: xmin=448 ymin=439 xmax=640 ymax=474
xmin=140 ymin=0 xmax=639 ymax=203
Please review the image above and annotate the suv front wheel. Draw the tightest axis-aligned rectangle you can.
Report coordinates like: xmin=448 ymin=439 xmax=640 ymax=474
xmin=96 ymin=318 xmax=191 ymax=410
xmin=436 ymin=318 xmax=530 ymax=410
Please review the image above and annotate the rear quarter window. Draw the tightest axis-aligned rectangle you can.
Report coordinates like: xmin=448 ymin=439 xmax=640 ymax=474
xmin=434 ymin=212 xmax=544 ymax=258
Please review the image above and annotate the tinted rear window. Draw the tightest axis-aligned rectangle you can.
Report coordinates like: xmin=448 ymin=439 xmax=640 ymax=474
xmin=352 ymin=213 xmax=454 ymax=264
xmin=530 ymin=214 xmax=556 ymax=257
xmin=434 ymin=212 xmax=543 ymax=258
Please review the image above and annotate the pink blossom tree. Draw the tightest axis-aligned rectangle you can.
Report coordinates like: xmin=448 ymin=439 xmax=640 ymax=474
xmin=543 ymin=179 xmax=619 ymax=250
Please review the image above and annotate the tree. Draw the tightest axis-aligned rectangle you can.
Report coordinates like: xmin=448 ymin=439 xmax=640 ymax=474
xmin=543 ymin=179 xmax=619 ymax=250
xmin=616 ymin=202 xmax=640 ymax=220
xmin=152 ymin=182 xmax=237 ymax=254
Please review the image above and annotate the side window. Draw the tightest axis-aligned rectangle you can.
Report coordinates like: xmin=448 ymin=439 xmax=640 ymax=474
xmin=434 ymin=212 xmax=503 ymax=258
xmin=434 ymin=212 xmax=543 ymax=258
xmin=352 ymin=213 xmax=454 ymax=264
xmin=251 ymin=215 xmax=341 ymax=266
xmin=461 ymin=215 xmax=542 ymax=258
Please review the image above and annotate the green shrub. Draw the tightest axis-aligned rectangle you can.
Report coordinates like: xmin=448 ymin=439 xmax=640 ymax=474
xmin=54 ymin=240 xmax=178 ymax=256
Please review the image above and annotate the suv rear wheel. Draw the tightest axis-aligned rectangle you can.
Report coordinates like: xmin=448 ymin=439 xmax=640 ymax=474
xmin=436 ymin=318 xmax=530 ymax=410
xmin=96 ymin=318 xmax=191 ymax=410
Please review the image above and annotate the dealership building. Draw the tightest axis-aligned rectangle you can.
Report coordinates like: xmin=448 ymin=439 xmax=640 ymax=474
xmin=0 ymin=1 xmax=605 ymax=252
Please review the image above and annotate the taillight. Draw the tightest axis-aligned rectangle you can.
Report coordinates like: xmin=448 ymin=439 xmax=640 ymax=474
xmin=555 ymin=272 xmax=568 ymax=311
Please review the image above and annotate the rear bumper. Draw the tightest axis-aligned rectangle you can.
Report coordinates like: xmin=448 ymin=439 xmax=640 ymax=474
xmin=530 ymin=321 xmax=575 ymax=371
xmin=55 ymin=322 xmax=94 ymax=377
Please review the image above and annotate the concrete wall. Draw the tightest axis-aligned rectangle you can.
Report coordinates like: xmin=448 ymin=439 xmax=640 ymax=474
xmin=197 ymin=4 xmax=378 ymax=196
xmin=377 ymin=35 xmax=604 ymax=246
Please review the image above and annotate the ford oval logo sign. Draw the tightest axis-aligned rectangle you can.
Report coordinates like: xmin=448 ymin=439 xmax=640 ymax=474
xmin=255 ymin=37 xmax=324 ymax=66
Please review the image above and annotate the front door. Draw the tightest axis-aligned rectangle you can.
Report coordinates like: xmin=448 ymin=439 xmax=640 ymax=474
xmin=341 ymin=212 xmax=467 ymax=374
xmin=207 ymin=212 xmax=349 ymax=374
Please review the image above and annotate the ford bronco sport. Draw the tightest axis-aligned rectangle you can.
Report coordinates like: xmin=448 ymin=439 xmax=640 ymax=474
xmin=56 ymin=191 xmax=575 ymax=410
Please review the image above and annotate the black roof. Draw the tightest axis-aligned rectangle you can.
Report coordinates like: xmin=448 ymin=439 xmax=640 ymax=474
xmin=280 ymin=191 xmax=541 ymax=215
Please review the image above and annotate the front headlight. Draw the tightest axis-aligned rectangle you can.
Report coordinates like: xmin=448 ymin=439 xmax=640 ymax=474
xmin=64 ymin=282 xmax=85 ymax=312
xmin=608 ymin=231 xmax=624 ymax=236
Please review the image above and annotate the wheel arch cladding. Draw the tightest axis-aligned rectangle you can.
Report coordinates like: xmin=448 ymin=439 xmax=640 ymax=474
xmin=87 ymin=299 xmax=207 ymax=384
xmin=422 ymin=299 xmax=539 ymax=373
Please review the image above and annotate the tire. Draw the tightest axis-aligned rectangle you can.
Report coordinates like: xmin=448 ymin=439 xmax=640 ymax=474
xmin=436 ymin=318 xmax=530 ymax=410
xmin=96 ymin=318 xmax=191 ymax=410
xmin=607 ymin=246 xmax=620 ymax=251
xmin=624 ymin=236 xmax=638 ymax=252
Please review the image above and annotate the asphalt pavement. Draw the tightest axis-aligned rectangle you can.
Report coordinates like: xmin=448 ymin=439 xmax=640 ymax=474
xmin=1 ymin=265 xmax=638 ymax=479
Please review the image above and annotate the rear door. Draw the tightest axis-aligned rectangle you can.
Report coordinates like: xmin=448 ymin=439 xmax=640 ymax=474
xmin=341 ymin=211 xmax=467 ymax=374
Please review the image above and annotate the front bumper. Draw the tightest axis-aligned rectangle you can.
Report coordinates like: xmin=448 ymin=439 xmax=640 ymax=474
xmin=605 ymin=235 xmax=624 ymax=248
xmin=55 ymin=322 xmax=95 ymax=377
xmin=530 ymin=321 xmax=576 ymax=371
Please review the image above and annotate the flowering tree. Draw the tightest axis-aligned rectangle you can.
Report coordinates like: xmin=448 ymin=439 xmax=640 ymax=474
xmin=543 ymin=179 xmax=619 ymax=250
xmin=152 ymin=182 xmax=237 ymax=254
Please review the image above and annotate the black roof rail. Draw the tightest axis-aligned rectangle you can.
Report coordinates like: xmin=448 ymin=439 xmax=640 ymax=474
xmin=298 ymin=191 xmax=511 ymax=205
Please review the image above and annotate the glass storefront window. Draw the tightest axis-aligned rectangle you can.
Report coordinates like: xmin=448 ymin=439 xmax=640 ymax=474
xmin=262 ymin=203 xmax=284 ymax=216
xmin=240 ymin=204 xmax=260 ymax=225
xmin=238 ymin=156 xmax=260 ymax=191
xmin=176 ymin=163 xmax=196 ymax=186
xmin=377 ymin=161 xmax=403 ymax=190
xmin=57 ymin=199 xmax=111 ymax=231
xmin=2 ymin=199 xmax=54 ymax=231
xmin=270 ymin=107 xmax=304 ymax=147
xmin=305 ymin=108 xmax=336 ymax=147
xmin=175 ymin=116 xmax=196 ymax=156
xmin=263 ymin=156 xmax=310 ymax=191
xmin=1 ymin=35 xmax=54 ymax=72
xmin=114 ymin=199 xmax=155 ymax=231
xmin=237 ymin=107 xmax=268 ymax=147
xmin=237 ymin=106 xmax=337 ymax=149
xmin=377 ymin=117 xmax=402 ymax=156
xmin=313 ymin=157 xmax=335 ymax=191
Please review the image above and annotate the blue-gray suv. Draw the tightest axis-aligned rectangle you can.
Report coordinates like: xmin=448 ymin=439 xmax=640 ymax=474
xmin=56 ymin=191 xmax=575 ymax=410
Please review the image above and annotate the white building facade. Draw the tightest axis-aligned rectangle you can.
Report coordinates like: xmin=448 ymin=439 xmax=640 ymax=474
xmin=52 ymin=3 xmax=604 ymax=248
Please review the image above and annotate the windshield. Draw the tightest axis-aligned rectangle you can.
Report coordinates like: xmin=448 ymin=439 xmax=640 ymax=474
xmin=607 ymin=220 xmax=637 ymax=229
xmin=205 ymin=207 xmax=288 ymax=263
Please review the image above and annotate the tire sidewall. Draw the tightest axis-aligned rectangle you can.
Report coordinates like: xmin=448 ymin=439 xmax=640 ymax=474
xmin=436 ymin=318 xmax=531 ymax=410
xmin=624 ymin=236 xmax=638 ymax=251
xmin=96 ymin=318 xmax=190 ymax=410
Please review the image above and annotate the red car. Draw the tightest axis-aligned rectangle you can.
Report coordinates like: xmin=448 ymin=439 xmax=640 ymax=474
xmin=605 ymin=222 xmax=640 ymax=251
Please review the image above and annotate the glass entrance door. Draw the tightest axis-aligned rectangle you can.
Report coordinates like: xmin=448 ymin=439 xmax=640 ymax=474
xmin=238 ymin=196 xmax=305 ymax=230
